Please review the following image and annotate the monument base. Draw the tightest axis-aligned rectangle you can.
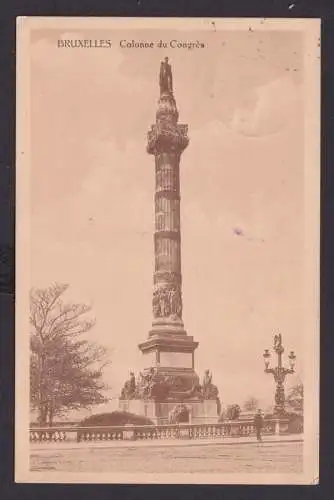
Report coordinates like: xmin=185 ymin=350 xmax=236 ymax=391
xmin=118 ymin=398 xmax=220 ymax=425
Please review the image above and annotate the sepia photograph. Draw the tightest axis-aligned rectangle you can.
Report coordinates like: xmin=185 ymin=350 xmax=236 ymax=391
xmin=15 ymin=17 xmax=320 ymax=484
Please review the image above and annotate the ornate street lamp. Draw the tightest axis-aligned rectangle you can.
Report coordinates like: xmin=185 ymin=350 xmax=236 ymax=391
xmin=263 ymin=333 xmax=296 ymax=416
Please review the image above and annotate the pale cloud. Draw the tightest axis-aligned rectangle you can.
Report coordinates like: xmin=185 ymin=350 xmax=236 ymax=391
xmin=231 ymin=76 xmax=302 ymax=137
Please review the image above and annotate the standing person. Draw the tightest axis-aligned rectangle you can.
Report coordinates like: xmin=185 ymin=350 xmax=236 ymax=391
xmin=254 ymin=409 xmax=264 ymax=442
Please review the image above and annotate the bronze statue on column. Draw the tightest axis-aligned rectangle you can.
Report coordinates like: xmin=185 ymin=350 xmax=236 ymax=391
xmin=159 ymin=57 xmax=173 ymax=95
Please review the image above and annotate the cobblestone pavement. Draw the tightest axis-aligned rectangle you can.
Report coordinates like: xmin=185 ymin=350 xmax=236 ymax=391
xmin=30 ymin=441 xmax=303 ymax=474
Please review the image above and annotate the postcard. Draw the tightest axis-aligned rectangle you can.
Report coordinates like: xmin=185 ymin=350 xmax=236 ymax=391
xmin=16 ymin=17 xmax=320 ymax=484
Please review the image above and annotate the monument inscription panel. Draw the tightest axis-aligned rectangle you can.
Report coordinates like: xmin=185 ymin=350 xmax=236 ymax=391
xmin=159 ymin=351 xmax=193 ymax=369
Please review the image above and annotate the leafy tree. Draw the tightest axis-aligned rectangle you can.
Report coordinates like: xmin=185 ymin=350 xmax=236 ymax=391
xmin=286 ymin=383 xmax=304 ymax=415
xmin=242 ymin=396 xmax=259 ymax=412
xmin=30 ymin=283 xmax=110 ymax=426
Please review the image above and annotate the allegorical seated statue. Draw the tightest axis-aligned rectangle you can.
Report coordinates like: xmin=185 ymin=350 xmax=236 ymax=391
xmin=120 ymin=371 xmax=136 ymax=400
xmin=168 ymin=404 xmax=190 ymax=424
xmin=159 ymin=56 xmax=173 ymax=95
xmin=202 ymin=369 xmax=219 ymax=400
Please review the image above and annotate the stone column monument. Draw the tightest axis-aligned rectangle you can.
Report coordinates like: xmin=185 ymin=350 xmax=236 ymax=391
xmin=119 ymin=59 xmax=220 ymax=424
xmin=139 ymin=57 xmax=199 ymax=376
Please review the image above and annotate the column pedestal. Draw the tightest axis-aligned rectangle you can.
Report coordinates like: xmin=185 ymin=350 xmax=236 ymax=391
xmin=119 ymin=399 xmax=220 ymax=425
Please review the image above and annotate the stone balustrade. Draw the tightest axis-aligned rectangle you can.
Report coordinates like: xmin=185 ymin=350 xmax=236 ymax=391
xmin=29 ymin=418 xmax=291 ymax=444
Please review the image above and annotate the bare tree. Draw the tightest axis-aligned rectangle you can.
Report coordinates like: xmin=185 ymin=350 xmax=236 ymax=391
xmin=243 ymin=396 xmax=259 ymax=412
xmin=286 ymin=383 xmax=303 ymax=415
xmin=30 ymin=283 xmax=111 ymax=426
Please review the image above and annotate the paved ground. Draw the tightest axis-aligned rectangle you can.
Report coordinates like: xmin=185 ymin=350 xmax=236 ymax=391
xmin=30 ymin=437 xmax=303 ymax=474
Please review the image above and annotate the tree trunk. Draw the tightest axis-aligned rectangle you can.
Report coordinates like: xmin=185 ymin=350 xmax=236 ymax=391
xmin=38 ymin=353 xmax=48 ymax=426
xmin=48 ymin=405 xmax=54 ymax=428
xmin=38 ymin=403 xmax=48 ymax=426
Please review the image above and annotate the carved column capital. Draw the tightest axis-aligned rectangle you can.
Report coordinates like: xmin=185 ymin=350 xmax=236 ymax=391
xmin=147 ymin=122 xmax=189 ymax=155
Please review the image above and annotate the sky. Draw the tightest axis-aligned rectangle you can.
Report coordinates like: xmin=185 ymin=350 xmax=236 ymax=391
xmin=29 ymin=26 xmax=306 ymax=410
